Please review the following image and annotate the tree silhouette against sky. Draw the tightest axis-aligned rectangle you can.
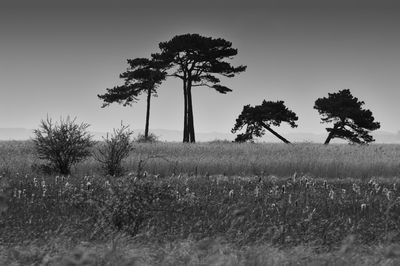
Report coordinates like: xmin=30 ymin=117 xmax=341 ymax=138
xmin=98 ymin=58 xmax=166 ymax=140
xmin=153 ymin=33 xmax=246 ymax=143
xmin=232 ymin=100 xmax=298 ymax=143
xmin=314 ymin=89 xmax=380 ymax=144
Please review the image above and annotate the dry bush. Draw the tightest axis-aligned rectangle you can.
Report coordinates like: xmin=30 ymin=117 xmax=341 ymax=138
xmin=32 ymin=117 xmax=95 ymax=175
xmin=94 ymin=125 xmax=134 ymax=176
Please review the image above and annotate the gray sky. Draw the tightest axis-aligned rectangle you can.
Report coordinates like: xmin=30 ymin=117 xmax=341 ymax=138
xmin=1 ymin=0 xmax=399 ymax=136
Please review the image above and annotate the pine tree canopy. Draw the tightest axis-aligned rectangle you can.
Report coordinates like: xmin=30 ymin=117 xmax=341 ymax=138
xmin=232 ymin=100 xmax=298 ymax=143
xmin=153 ymin=33 xmax=246 ymax=92
xmin=314 ymin=89 xmax=380 ymax=144
xmin=98 ymin=58 xmax=166 ymax=107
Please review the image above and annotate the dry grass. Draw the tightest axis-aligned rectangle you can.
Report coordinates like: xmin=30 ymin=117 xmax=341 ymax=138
xmin=101 ymin=142 xmax=400 ymax=179
xmin=1 ymin=141 xmax=399 ymax=179
xmin=1 ymin=141 xmax=400 ymax=265
xmin=1 ymin=234 xmax=400 ymax=265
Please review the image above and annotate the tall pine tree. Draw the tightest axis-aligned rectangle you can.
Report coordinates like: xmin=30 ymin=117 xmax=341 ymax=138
xmin=153 ymin=33 xmax=246 ymax=143
xmin=98 ymin=58 xmax=166 ymax=140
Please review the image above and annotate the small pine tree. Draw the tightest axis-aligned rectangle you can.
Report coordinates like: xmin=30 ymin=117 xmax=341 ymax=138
xmin=314 ymin=89 xmax=380 ymax=144
xmin=98 ymin=58 xmax=166 ymax=141
xmin=232 ymin=100 xmax=298 ymax=143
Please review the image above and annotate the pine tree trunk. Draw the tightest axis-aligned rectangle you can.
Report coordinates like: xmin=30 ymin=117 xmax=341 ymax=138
xmin=260 ymin=122 xmax=291 ymax=144
xmin=324 ymin=132 xmax=334 ymax=144
xmin=183 ymin=79 xmax=189 ymax=142
xmin=187 ymin=82 xmax=196 ymax=143
xmin=144 ymin=86 xmax=151 ymax=140
xmin=324 ymin=124 xmax=339 ymax=145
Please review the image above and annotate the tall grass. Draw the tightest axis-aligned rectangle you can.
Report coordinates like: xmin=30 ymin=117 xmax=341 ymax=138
xmin=2 ymin=235 xmax=399 ymax=265
xmin=1 ymin=141 xmax=400 ymax=265
xmin=0 ymin=141 xmax=35 ymax=175
xmin=1 ymin=141 xmax=399 ymax=179
xmin=81 ymin=142 xmax=400 ymax=179
xmin=2 ymin=172 xmax=400 ymax=265
xmin=3 ymin=172 xmax=400 ymax=246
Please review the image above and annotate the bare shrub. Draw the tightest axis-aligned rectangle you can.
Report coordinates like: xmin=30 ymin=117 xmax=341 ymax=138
xmin=32 ymin=116 xmax=95 ymax=175
xmin=94 ymin=125 xmax=134 ymax=176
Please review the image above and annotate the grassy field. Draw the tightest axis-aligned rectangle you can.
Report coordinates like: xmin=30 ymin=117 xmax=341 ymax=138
xmin=1 ymin=141 xmax=400 ymax=265
xmin=1 ymin=141 xmax=400 ymax=179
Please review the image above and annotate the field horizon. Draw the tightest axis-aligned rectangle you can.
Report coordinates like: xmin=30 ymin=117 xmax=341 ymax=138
xmin=1 ymin=127 xmax=400 ymax=144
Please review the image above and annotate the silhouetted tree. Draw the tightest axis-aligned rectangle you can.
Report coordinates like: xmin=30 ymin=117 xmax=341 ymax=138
xmin=314 ymin=89 xmax=380 ymax=144
xmin=98 ymin=58 xmax=166 ymax=141
xmin=153 ymin=33 xmax=246 ymax=143
xmin=232 ymin=100 xmax=298 ymax=143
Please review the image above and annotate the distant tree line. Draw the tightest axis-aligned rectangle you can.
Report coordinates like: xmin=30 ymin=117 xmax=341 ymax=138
xmin=98 ymin=33 xmax=380 ymax=145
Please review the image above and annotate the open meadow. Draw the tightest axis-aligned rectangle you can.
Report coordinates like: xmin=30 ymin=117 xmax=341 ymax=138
xmin=1 ymin=141 xmax=400 ymax=265
xmin=2 ymin=140 xmax=400 ymax=179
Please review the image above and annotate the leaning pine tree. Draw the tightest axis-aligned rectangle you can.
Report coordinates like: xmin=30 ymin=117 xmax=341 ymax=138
xmin=232 ymin=100 xmax=298 ymax=143
xmin=153 ymin=33 xmax=246 ymax=143
xmin=314 ymin=89 xmax=380 ymax=144
xmin=98 ymin=58 xmax=166 ymax=141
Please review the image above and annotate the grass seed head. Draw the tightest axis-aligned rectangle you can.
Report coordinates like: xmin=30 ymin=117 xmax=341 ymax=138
xmin=0 ymin=192 xmax=8 ymax=214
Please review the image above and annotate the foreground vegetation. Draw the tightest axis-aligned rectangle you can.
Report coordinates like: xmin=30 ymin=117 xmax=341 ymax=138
xmin=3 ymin=235 xmax=400 ymax=265
xmin=1 ymin=141 xmax=400 ymax=265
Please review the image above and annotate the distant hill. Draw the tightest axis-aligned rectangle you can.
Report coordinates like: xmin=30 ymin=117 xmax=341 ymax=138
xmin=0 ymin=128 xmax=35 ymax=140
xmin=0 ymin=127 xmax=399 ymax=143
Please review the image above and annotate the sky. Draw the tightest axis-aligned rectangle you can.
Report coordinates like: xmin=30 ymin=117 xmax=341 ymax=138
xmin=1 ymin=0 xmax=400 ymax=138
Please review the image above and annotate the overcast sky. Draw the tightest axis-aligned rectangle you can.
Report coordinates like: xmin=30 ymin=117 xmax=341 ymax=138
xmin=1 ymin=0 xmax=399 ymax=136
